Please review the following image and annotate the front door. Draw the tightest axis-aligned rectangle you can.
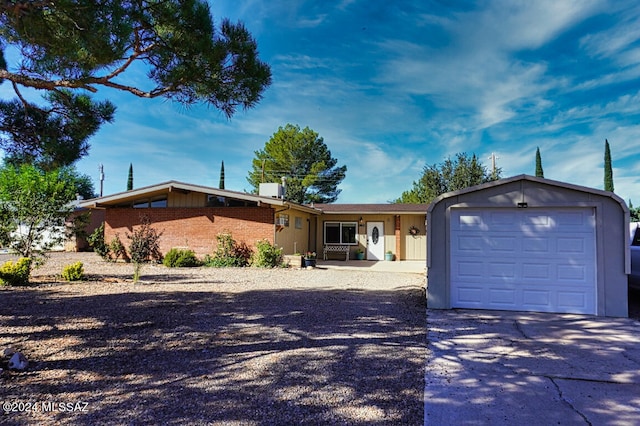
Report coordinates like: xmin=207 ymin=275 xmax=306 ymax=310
xmin=366 ymin=222 xmax=385 ymax=260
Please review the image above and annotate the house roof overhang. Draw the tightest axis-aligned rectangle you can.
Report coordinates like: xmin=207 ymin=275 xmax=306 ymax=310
xmin=77 ymin=181 xmax=321 ymax=215
xmin=312 ymin=203 xmax=429 ymax=215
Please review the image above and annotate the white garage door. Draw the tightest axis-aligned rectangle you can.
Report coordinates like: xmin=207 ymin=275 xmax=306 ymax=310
xmin=450 ymin=208 xmax=596 ymax=314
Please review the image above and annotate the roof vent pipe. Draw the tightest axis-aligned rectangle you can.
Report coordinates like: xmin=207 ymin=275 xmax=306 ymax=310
xmin=281 ymin=176 xmax=286 ymax=200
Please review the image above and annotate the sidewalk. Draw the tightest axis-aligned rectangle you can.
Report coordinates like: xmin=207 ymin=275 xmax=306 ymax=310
xmin=316 ymin=259 xmax=426 ymax=274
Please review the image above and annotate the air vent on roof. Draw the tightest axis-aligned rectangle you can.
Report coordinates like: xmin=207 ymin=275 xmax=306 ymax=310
xmin=259 ymin=183 xmax=284 ymax=199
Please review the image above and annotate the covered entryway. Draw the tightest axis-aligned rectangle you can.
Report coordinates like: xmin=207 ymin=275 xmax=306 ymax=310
xmin=427 ymin=175 xmax=630 ymax=317
xmin=450 ymin=207 xmax=596 ymax=314
xmin=366 ymin=221 xmax=385 ymax=260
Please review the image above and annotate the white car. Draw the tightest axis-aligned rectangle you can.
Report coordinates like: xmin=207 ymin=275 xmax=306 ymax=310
xmin=630 ymin=222 xmax=640 ymax=290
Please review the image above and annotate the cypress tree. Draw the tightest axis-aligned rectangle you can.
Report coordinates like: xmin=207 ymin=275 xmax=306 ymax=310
xmin=604 ymin=139 xmax=614 ymax=192
xmin=219 ymin=161 xmax=225 ymax=189
xmin=535 ymin=147 xmax=544 ymax=178
xmin=127 ymin=163 xmax=133 ymax=191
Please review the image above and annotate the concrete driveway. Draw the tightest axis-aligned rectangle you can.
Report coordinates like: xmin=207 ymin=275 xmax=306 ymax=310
xmin=425 ymin=309 xmax=640 ymax=425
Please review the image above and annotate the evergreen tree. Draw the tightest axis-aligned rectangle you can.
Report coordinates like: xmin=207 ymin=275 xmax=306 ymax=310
xmin=395 ymin=153 xmax=500 ymax=204
xmin=0 ymin=1 xmax=271 ymax=166
xmin=247 ymin=124 xmax=347 ymax=204
xmin=127 ymin=163 xmax=133 ymax=191
xmin=219 ymin=161 xmax=225 ymax=189
xmin=604 ymin=139 xmax=614 ymax=192
xmin=535 ymin=147 xmax=544 ymax=178
xmin=630 ymin=200 xmax=640 ymax=222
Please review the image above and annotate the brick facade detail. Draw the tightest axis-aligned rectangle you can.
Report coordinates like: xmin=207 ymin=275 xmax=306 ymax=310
xmin=104 ymin=206 xmax=275 ymax=257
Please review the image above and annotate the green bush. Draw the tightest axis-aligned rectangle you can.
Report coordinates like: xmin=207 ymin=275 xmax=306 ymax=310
xmin=163 ymin=248 xmax=201 ymax=267
xmin=87 ymin=222 xmax=109 ymax=260
xmin=0 ymin=258 xmax=32 ymax=286
xmin=87 ymin=224 xmax=128 ymax=262
xmin=108 ymin=234 xmax=128 ymax=262
xmin=61 ymin=261 xmax=84 ymax=281
xmin=205 ymin=232 xmax=253 ymax=267
xmin=252 ymin=239 xmax=283 ymax=268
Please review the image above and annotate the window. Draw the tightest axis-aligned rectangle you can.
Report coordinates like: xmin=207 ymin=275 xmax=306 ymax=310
xmin=295 ymin=217 xmax=303 ymax=229
xmin=133 ymin=196 xmax=167 ymax=208
xmin=206 ymin=195 xmax=258 ymax=207
xmin=277 ymin=214 xmax=290 ymax=227
xmin=324 ymin=222 xmax=357 ymax=244
xmin=207 ymin=195 xmax=226 ymax=207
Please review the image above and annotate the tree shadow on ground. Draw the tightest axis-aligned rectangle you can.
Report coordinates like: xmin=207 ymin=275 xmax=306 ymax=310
xmin=1 ymin=285 xmax=426 ymax=425
xmin=425 ymin=309 xmax=640 ymax=425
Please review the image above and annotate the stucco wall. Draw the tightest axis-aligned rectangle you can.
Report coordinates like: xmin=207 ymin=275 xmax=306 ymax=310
xmin=427 ymin=176 xmax=629 ymax=317
xmin=315 ymin=213 xmax=427 ymax=260
xmin=274 ymin=210 xmax=313 ymax=255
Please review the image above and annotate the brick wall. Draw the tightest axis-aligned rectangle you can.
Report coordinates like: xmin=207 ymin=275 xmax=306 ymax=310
xmin=104 ymin=206 xmax=274 ymax=257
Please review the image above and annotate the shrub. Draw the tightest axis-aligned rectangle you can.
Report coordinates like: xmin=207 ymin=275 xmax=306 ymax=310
xmin=127 ymin=220 xmax=163 ymax=265
xmin=163 ymin=248 xmax=201 ymax=267
xmin=87 ymin=224 xmax=128 ymax=262
xmin=0 ymin=258 xmax=32 ymax=286
xmin=126 ymin=218 xmax=163 ymax=282
xmin=87 ymin=222 xmax=109 ymax=260
xmin=205 ymin=232 xmax=253 ymax=267
xmin=252 ymin=239 xmax=283 ymax=268
xmin=61 ymin=261 xmax=84 ymax=281
xmin=108 ymin=234 xmax=128 ymax=262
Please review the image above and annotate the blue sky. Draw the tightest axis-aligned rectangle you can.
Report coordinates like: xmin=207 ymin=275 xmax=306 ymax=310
xmin=10 ymin=1 xmax=640 ymax=204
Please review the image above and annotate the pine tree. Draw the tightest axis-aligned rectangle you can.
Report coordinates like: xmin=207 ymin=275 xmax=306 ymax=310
xmin=247 ymin=124 xmax=346 ymax=204
xmin=394 ymin=153 xmax=500 ymax=204
xmin=127 ymin=163 xmax=133 ymax=191
xmin=535 ymin=147 xmax=544 ymax=178
xmin=604 ymin=139 xmax=614 ymax=192
xmin=219 ymin=161 xmax=225 ymax=189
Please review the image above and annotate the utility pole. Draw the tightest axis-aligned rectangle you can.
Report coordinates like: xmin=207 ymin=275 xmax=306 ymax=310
xmin=98 ymin=164 xmax=105 ymax=197
xmin=488 ymin=153 xmax=499 ymax=177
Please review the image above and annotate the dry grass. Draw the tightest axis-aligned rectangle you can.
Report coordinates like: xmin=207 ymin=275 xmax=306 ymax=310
xmin=1 ymin=253 xmax=427 ymax=425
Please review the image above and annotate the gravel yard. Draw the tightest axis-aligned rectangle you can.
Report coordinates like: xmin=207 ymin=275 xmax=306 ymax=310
xmin=1 ymin=252 xmax=427 ymax=425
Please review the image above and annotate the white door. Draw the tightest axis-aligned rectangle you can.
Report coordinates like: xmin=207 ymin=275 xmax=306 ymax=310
xmin=367 ymin=222 xmax=385 ymax=260
xmin=450 ymin=208 xmax=596 ymax=314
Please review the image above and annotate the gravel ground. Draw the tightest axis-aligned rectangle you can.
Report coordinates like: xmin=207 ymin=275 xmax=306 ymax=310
xmin=0 ymin=252 xmax=427 ymax=425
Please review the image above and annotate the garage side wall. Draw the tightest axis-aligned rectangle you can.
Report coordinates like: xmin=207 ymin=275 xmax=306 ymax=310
xmin=104 ymin=206 xmax=274 ymax=258
xmin=427 ymin=178 xmax=628 ymax=317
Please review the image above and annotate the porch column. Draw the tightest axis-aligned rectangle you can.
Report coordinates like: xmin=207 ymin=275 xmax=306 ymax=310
xmin=395 ymin=215 xmax=401 ymax=260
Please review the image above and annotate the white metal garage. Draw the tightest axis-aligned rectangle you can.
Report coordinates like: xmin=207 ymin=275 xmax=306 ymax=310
xmin=427 ymin=175 xmax=630 ymax=317
xmin=450 ymin=208 xmax=596 ymax=314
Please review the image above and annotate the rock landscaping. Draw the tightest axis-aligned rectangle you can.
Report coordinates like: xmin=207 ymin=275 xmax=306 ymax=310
xmin=0 ymin=252 xmax=426 ymax=425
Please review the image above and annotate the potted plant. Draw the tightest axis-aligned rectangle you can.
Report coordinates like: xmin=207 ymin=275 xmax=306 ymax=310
xmin=385 ymin=250 xmax=394 ymax=261
xmin=304 ymin=251 xmax=317 ymax=267
xmin=355 ymin=248 xmax=365 ymax=260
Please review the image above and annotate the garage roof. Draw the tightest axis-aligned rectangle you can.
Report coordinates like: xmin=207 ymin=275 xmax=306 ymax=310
xmin=427 ymin=174 xmax=628 ymax=213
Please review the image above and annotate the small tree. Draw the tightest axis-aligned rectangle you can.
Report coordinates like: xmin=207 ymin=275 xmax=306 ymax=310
xmin=604 ymin=139 xmax=614 ymax=192
xmin=126 ymin=217 xmax=162 ymax=282
xmin=535 ymin=147 xmax=544 ymax=178
xmin=0 ymin=164 xmax=77 ymax=269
